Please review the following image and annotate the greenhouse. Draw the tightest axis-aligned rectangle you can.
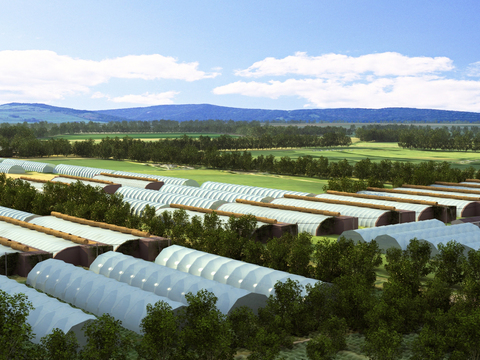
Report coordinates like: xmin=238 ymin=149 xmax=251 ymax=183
xmin=216 ymin=202 xmax=332 ymax=235
xmin=0 ymin=206 xmax=38 ymax=222
xmin=93 ymin=174 xmax=163 ymax=190
xmin=1 ymin=158 xmax=25 ymax=166
xmin=374 ymin=223 xmax=480 ymax=255
xmin=159 ymin=184 xmax=273 ymax=203
xmin=271 ymin=197 xmax=390 ymax=228
xmin=0 ymin=275 xmax=96 ymax=345
xmin=200 ymin=181 xmax=315 ymax=198
xmin=340 ymin=219 xmax=446 ymax=244
xmin=359 ymin=190 xmax=477 ymax=218
xmin=28 ymin=216 xmax=143 ymax=250
xmin=116 ymin=186 xmax=226 ymax=210
xmin=156 ymin=245 xmax=320 ymax=297
xmin=0 ymin=164 xmax=25 ymax=174
xmin=2 ymin=159 xmax=55 ymax=173
xmin=90 ymin=252 xmax=267 ymax=314
xmin=27 ymin=259 xmax=186 ymax=334
xmin=53 ymin=164 xmax=115 ymax=178
xmin=122 ymin=198 xmax=169 ymax=216
xmin=112 ymin=171 xmax=199 ymax=186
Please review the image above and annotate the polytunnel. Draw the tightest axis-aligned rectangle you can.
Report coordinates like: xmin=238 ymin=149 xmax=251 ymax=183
xmin=159 ymin=184 xmax=273 ymax=203
xmin=316 ymin=193 xmax=435 ymax=222
xmin=90 ymin=252 xmax=267 ymax=314
xmin=430 ymin=183 xmax=480 ymax=192
xmin=116 ymin=186 xmax=226 ymax=210
xmin=374 ymin=223 xmax=480 ymax=255
xmin=2 ymin=159 xmax=55 ymax=173
xmin=0 ymin=164 xmax=25 ymax=174
xmin=112 ymin=171 xmax=199 ymax=186
xmin=359 ymin=190 xmax=475 ymax=218
xmin=200 ymin=181 xmax=314 ymax=198
xmin=122 ymin=198 xmax=169 ymax=216
xmin=216 ymin=202 xmax=332 ymax=235
xmin=155 ymin=245 xmax=320 ymax=297
xmin=93 ymin=174 xmax=163 ymax=190
xmin=27 ymin=259 xmax=185 ymax=334
xmin=50 ymin=176 xmax=121 ymax=194
xmin=0 ymin=275 xmax=96 ymax=345
xmin=272 ymin=197 xmax=391 ymax=228
xmin=0 ymin=244 xmax=19 ymax=276
xmin=28 ymin=216 xmax=143 ymax=250
xmin=53 ymin=164 xmax=115 ymax=178
xmin=0 ymin=206 xmax=38 ymax=222
xmin=2 ymin=159 xmax=25 ymax=166
xmin=340 ymin=219 xmax=446 ymax=244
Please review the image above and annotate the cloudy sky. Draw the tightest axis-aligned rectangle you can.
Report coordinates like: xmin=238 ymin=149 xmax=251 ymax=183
xmin=1 ymin=0 xmax=480 ymax=112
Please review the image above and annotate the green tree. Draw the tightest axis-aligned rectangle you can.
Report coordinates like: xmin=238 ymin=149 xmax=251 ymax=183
xmin=39 ymin=328 xmax=79 ymax=360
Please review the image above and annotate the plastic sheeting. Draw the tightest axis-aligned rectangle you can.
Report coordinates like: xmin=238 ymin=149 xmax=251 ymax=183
xmin=0 ymin=275 xmax=96 ymax=344
xmin=90 ymin=252 xmax=267 ymax=314
xmin=201 ymin=181 xmax=313 ymax=198
xmin=53 ymin=164 xmax=115 ymax=178
xmin=340 ymin=219 xmax=445 ymax=244
xmin=112 ymin=171 xmax=199 ymax=187
xmin=217 ymin=202 xmax=329 ymax=235
xmin=122 ymin=198 xmax=169 ymax=216
xmin=0 ymin=206 xmax=38 ymax=222
xmin=159 ymin=184 xmax=272 ymax=203
xmin=0 ymin=244 xmax=19 ymax=255
xmin=272 ymin=197 xmax=386 ymax=228
xmin=116 ymin=186 xmax=226 ymax=210
xmin=51 ymin=177 xmax=109 ymax=188
xmin=0 ymin=164 xmax=25 ymax=174
xmin=156 ymin=245 xmax=320 ymax=297
xmin=27 ymin=259 xmax=185 ymax=334
xmin=2 ymin=159 xmax=55 ymax=173
xmin=94 ymin=175 xmax=157 ymax=189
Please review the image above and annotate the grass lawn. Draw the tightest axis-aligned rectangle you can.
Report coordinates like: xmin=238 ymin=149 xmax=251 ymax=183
xmin=50 ymin=132 xmax=240 ymax=142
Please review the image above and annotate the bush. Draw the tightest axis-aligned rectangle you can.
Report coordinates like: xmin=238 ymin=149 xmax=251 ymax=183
xmin=39 ymin=328 xmax=79 ymax=360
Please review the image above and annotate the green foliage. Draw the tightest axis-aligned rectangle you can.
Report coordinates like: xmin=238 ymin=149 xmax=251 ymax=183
xmin=459 ymin=248 xmax=480 ymax=305
xmin=306 ymin=334 xmax=337 ymax=360
xmin=0 ymin=290 xmax=34 ymax=360
xmin=138 ymin=301 xmax=179 ymax=360
xmin=80 ymin=314 xmax=133 ymax=360
xmin=363 ymin=324 xmax=403 ymax=360
xmin=322 ymin=177 xmax=367 ymax=193
xmin=319 ymin=316 xmax=348 ymax=352
xmin=432 ymin=240 xmax=466 ymax=286
xmin=39 ymin=328 xmax=79 ymax=360
xmin=228 ymin=306 xmax=259 ymax=350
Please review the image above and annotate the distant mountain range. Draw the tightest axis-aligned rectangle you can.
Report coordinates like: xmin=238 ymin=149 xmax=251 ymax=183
xmin=1 ymin=102 xmax=480 ymax=124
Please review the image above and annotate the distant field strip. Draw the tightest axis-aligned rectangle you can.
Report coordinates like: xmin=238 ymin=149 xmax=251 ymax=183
xmin=51 ymin=133 xmax=240 ymax=141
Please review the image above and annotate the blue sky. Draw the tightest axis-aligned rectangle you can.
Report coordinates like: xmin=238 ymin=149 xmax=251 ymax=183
xmin=1 ymin=0 xmax=480 ymax=111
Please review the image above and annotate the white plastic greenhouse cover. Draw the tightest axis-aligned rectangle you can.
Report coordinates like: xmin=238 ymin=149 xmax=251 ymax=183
xmin=0 ymin=244 xmax=19 ymax=255
xmin=201 ymin=181 xmax=314 ymax=198
xmin=122 ymin=198 xmax=169 ymax=216
xmin=3 ymin=159 xmax=55 ymax=173
xmin=2 ymin=159 xmax=25 ymax=166
xmin=429 ymin=184 xmax=480 ymax=192
xmin=217 ymin=202 xmax=329 ymax=235
xmin=24 ymin=181 xmax=46 ymax=193
xmin=156 ymin=245 xmax=320 ymax=297
xmin=0 ymin=275 xmax=96 ymax=344
xmin=0 ymin=221 xmax=79 ymax=254
xmin=159 ymin=184 xmax=272 ymax=203
xmin=27 ymin=259 xmax=186 ymax=334
xmin=53 ymin=164 xmax=115 ymax=178
xmin=0 ymin=164 xmax=25 ymax=174
xmin=0 ymin=206 xmax=39 ymax=222
xmin=116 ymin=186 xmax=226 ymax=210
xmin=358 ymin=190 xmax=473 ymax=218
xmin=28 ymin=216 xmax=141 ymax=250
xmin=94 ymin=175 xmax=156 ymax=189
xmin=90 ymin=252 xmax=267 ymax=314
xmin=160 ymin=208 xmax=266 ymax=229
xmin=112 ymin=171 xmax=199 ymax=187
xmin=316 ymin=193 xmax=431 ymax=221
xmin=51 ymin=177 xmax=109 ymax=188
xmin=273 ymin=197 xmax=386 ymax=228
xmin=340 ymin=219 xmax=445 ymax=244
xmin=374 ymin=223 xmax=480 ymax=254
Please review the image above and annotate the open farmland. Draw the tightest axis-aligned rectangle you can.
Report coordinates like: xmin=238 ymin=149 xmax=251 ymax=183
xmin=50 ymin=132 xmax=241 ymax=142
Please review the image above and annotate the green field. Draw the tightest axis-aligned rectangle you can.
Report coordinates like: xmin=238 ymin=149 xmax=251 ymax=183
xmin=51 ymin=133 xmax=240 ymax=141
xmin=250 ymin=141 xmax=480 ymax=170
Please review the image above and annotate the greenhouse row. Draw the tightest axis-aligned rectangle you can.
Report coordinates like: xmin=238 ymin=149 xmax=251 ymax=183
xmin=0 ymin=159 xmax=55 ymax=173
xmin=200 ymin=181 xmax=314 ymax=198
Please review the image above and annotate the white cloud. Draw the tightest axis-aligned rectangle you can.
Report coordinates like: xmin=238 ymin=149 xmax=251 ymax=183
xmin=214 ymin=52 xmax=480 ymax=112
xmin=467 ymin=61 xmax=480 ymax=77
xmin=103 ymin=91 xmax=180 ymax=105
xmin=0 ymin=50 xmax=219 ymax=103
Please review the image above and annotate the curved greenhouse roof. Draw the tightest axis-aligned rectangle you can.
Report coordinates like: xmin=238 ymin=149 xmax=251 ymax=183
xmin=156 ymin=245 xmax=319 ymax=297
xmin=122 ymin=198 xmax=169 ymax=216
xmin=93 ymin=174 xmax=162 ymax=190
xmin=315 ymin=193 xmax=433 ymax=222
xmin=272 ymin=197 xmax=387 ymax=228
xmin=53 ymin=164 xmax=115 ymax=178
xmin=201 ymin=181 xmax=314 ymax=198
xmin=116 ymin=186 xmax=226 ymax=210
xmin=0 ymin=164 xmax=25 ymax=174
xmin=90 ymin=252 xmax=267 ymax=314
xmin=359 ymin=190 xmax=475 ymax=218
xmin=340 ymin=219 xmax=445 ymax=244
xmin=0 ymin=275 xmax=96 ymax=344
xmin=160 ymin=184 xmax=272 ymax=203
xmin=0 ymin=244 xmax=19 ymax=255
xmin=3 ymin=159 xmax=55 ymax=173
xmin=27 ymin=259 xmax=185 ymax=334
xmin=217 ymin=202 xmax=331 ymax=235
xmin=0 ymin=206 xmax=38 ymax=222
xmin=28 ymin=216 xmax=142 ymax=250
xmin=112 ymin=171 xmax=199 ymax=186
